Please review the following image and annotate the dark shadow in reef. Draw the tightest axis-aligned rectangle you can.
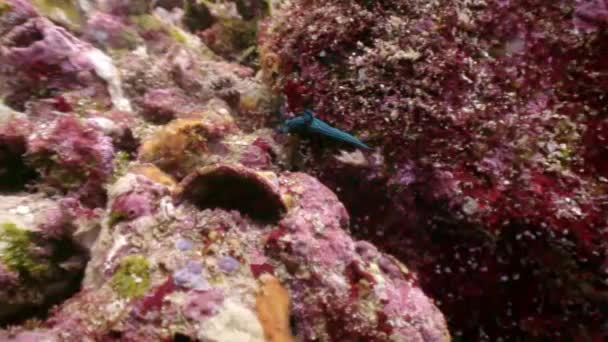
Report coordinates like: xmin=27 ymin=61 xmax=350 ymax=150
xmin=0 ymin=137 xmax=39 ymax=193
xmin=0 ymin=238 xmax=88 ymax=328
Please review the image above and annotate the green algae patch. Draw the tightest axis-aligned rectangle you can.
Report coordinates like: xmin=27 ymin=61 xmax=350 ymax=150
xmin=169 ymin=27 xmax=189 ymax=45
xmin=110 ymin=255 xmax=151 ymax=299
xmin=111 ymin=151 xmax=132 ymax=182
xmin=108 ymin=212 xmax=127 ymax=228
xmin=0 ymin=222 xmax=49 ymax=277
xmin=32 ymin=0 xmax=84 ymax=29
xmin=131 ymin=14 xmax=165 ymax=32
xmin=0 ymin=1 xmax=13 ymax=16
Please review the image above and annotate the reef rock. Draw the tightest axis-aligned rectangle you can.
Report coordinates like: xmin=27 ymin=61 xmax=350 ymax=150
xmin=0 ymin=165 xmax=449 ymax=341
xmin=261 ymin=0 xmax=608 ymax=340
xmin=0 ymin=1 xmax=449 ymax=341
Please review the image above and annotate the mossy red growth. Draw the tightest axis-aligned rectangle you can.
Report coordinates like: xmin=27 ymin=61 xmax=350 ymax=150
xmin=27 ymin=117 xmax=115 ymax=207
xmin=51 ymin=96 xmax=72 ymax=113
xmin=583 ymin=119 xmax=608 ymax=178
xmin=250 ymin=263 xmax=275 ymax=278
xmin=134 ymin=277 xmax=177 ymax=317
xmin=262 ymin=0 xmax=608 ymax=339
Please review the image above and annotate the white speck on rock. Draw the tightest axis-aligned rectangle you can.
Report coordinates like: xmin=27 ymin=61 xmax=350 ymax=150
xmin=104 ymin=234 xmax=128 ymax=271
xmin=160 ymin=197 xmax=176 ymax=219
xmin=86 ymin=117 xmax=120 ymax=136
xmin=15 ymin=206 xmax=31 ymax=215
xmin=85 ymin=49 xmax=132 ymax=112
xmin=462 ymin=197 xmax=479 ymax=215
xmin=335 ymin=150 xmax=368 ymax=166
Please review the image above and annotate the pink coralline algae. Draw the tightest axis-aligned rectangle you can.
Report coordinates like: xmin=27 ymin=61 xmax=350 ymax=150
xmin=39 ymin=197 xmax=100 ymax=239
xmin=6 ymin=18 xmax=92 ymax=72
xmin=183 ymin=289 xmax=225 ymax=321
xmin=138 ymin=87 xmax=202 ymax=124
xmin=1 ymin=16 xmax=113 ymax=111
xmin=110 ymin=193 xmax=155 ymax=223
xmin=274 ymin=172 xmax=449 ymax=341
xmin=0 ymin=195 xmax=91 ymax=324
xmin=574 ymin=0 xmax=608 ymax=31
xmin=261 ymin=0 xmax=608 ymax=340
xmin=27 ymin=116 xmax=115 ymax=207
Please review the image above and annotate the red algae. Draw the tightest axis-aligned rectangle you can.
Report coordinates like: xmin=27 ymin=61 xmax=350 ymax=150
xmin=27 ymin=116 xmax=115 ymax=207
xmin=250 ymin=263 xmax=275 ymax=278
xmin=261 ymin=0 xmax=608 ymax=339
xmin=134 ymin=277 xmax=177 ymax=316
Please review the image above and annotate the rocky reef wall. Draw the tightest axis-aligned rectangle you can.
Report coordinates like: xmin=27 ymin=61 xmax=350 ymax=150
xmin=0 ymin=1 xmax=449 ymax=341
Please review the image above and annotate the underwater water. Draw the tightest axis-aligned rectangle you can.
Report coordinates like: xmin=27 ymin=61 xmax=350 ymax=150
xmin=0 ymin=0 xmax=606 ymax=341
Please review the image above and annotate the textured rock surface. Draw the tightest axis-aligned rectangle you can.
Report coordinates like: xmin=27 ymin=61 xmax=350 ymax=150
xmin=0 ymin=194 xmax=94 ymax=324
xmin=260 ymin=0 xmax=608 ymax=340
xmin=0 ymin=0 xmax=448 ymax=341
xmin=0 ymin=165 xmax=448 ymax=341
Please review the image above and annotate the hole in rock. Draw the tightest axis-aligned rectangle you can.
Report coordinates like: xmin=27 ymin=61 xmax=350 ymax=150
xmin=173 ymin=332 xmax=192 ymax=342
xmin=0 ymin=139 xmax=38 ymax=193
xmin=178 ymin=166 xmax=286 ymax=222
xmin=155 ymin=0 xmax=185 ymax=10
xmin=7 ymin=24 xmax=44 ymax=48
xmin=183 ymin=0 xmax=214 ymax=32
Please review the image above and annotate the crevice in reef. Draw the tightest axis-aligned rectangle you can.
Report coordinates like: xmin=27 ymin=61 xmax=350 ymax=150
xmin=0 ymin=238 xmax=87 ymax=328
xmin=0 ymin=140 xmax=39 ymax=193
xmin=4 ymin=20 xmax=44 ymax=48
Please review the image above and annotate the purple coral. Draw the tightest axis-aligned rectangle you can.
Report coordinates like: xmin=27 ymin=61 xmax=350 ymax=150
xmin=173 ymin=261 xmax=210 ymax=291
xmin=217 ymin=255 xmax=240 ymax=274
xmin=175 ymin=238 xmax=194 ymax=252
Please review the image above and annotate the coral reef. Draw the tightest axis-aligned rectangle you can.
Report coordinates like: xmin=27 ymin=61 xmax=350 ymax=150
xmin=0 ymin=1 xmax=449 ymax=340
xmin=260 ymin=0 xmax=608 ymax=340
xmin=6 ymin=0 xmax=604 ymax=339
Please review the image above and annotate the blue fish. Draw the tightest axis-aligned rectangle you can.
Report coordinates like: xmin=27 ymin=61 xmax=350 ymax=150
xmin=279 ymin=109 xmax=372 ymax=150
